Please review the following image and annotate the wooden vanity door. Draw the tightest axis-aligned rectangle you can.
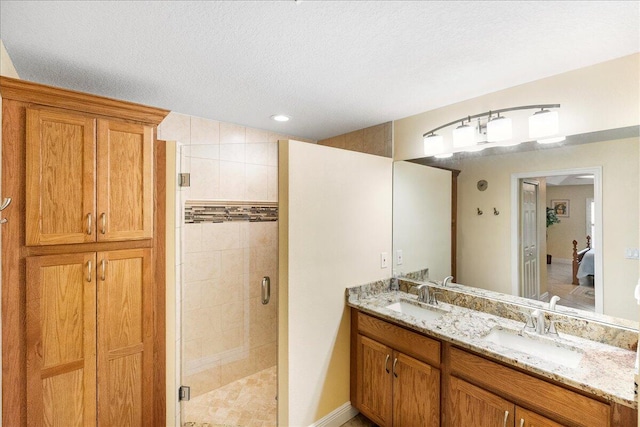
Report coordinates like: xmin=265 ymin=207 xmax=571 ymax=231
xmin=392 ymin=352 xmax=439 ymax=427
xmin=516 ymin=407 xmax=566 ymax=427
xmin=97 ymin=120 xmax=153 ymax=242
xmin=97 ymin=248 xmax=153 ymax=426
xmin=448 ymin=376 xmax=514 ymax=427
xmin=26 ymin=108 xmax=96 ymax=246
xmin=26 ymin=253 xmax=97 ymax=427
xmin=356 ymin=335 xmax=393 ymax=427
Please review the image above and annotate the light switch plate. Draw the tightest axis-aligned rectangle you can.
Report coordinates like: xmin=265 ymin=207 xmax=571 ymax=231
xmin=396 ymin=250 xmax=403 ymax=265
xmin=625 ymin=248 xmax=640 ymax=260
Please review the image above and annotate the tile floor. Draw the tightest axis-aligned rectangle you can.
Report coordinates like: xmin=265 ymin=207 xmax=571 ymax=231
xmin=183 ymin=366 xmax=277 ymax=427
xmin=182 ymin=364 xmax=376 ymax=427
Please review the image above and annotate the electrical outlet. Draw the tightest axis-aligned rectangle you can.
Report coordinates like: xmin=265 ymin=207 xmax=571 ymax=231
xmin=625 ymin=248 xmax=640 ymax=260
xmin=381 ymin=252 xmax=388 ymax=269
xmin=396 ymin=250 xmax=403 ymax=265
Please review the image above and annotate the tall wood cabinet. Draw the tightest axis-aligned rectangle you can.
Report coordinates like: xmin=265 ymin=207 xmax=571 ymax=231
xmin=1 ymin=76 xmax=169 ymax=426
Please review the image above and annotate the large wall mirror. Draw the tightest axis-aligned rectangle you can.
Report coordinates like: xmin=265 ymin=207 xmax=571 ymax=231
xmin=392 ymin=127 xmax=639 ymax=322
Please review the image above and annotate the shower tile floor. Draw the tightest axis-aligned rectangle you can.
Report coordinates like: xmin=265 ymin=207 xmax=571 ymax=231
xmin=183 ymin=366 xmax=277 ymax=427
xmin=182 ymin=364 xmax=375 ymax=427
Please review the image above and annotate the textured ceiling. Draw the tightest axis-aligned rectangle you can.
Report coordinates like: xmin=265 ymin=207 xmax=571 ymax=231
xmin=1 ymin=1 xmax=638 ymax=141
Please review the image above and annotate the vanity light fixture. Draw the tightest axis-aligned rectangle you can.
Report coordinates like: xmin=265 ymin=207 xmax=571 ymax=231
xmin=271 ymin=114 xmax=290 ymax=122
xmin=422 ymin=104 xmax=562 ymax=157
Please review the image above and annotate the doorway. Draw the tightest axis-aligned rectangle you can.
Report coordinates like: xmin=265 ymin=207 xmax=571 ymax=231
xmin=511 ymin=167 xmax=602 ymax=313
xmin=177 ymin=143 xmax=278 ymax=427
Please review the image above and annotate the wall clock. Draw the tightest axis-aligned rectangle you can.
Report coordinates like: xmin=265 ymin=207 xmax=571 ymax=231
xmin=477 ymin=180 xmax=488 ymax=191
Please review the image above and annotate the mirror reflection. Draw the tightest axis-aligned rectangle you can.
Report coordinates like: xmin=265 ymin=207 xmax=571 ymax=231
xmin=393 ymin=131 xmax=639 ymax=322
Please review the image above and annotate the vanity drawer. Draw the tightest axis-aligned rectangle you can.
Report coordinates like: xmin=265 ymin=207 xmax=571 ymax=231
xmin=357 ymin=312 xmax=440 ymax=367
xmin=449 ymin=346 xmax=610 ymax=427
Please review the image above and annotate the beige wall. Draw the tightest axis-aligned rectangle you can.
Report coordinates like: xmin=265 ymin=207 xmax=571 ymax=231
xmin=318 ymin=122 xmax=393 ymax=158
xmin=393 ymin=161 xmax=451 ymax=279
xmin=454 ymin=137 xmax=638 ymax=320
xmin=279 ymin=140 xmax=392 ymax=426
xmin=547 ymin=185 xmax=594 ymax=260
xmin=394 ymin=53 xmax=640 ymax=161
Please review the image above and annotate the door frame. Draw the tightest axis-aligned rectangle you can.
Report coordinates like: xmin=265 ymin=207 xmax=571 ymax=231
xmin=510 ymin=166 xmax=603 ymax=313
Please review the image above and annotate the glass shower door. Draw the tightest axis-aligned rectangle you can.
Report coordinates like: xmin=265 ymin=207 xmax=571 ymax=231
xmin=178 ymin=143 xmax=278 ymax=427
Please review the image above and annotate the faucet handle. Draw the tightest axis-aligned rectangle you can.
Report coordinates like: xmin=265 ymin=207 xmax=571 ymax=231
xmin=518 ymin=311 xmax=535 ymax=332
xmin=546 ymin=319 xmax=566 ymax=335
xmin=430 ymin=291 xmax=444 ymax=305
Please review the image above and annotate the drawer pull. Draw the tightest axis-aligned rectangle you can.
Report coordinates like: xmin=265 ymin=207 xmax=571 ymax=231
xmin=86 ymin=260 xmax=92 ymax=283
xmin=503 ymin=410 xmax=509 ymax=427
xmin=87 ymin=213 xmax=93 ymax=235
xmin=100 ymin=212 xmax=106 ymax=234
xmin=519 ymin=419 xmax=525 ymax=427
xmin=392 ymin=357 xmax=398 ymax=378
xmin=385 ymin=354 xmax=390 ymax=373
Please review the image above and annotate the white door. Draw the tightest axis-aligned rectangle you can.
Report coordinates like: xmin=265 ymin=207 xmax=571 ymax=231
xmin=520 ymin=180 xmax=539 ymax=299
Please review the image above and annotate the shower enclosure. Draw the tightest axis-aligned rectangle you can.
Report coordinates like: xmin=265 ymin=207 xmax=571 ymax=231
xmin=177 ymin=143 xmax=278 ymax=426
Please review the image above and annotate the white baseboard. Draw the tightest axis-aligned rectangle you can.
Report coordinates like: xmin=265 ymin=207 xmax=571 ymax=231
xmin=309 ymin=402 xmax=359 ymax=427
xmin=552 ymin=258 xmax=572 ymax=265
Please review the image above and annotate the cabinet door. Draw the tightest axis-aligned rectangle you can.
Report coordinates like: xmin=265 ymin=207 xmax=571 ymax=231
xmin=449 ymin=376 xmax=514 ymax=427
xmin=26 ymin=108 xmax=97 ymax=245
xmin=97 ymin=120 xmax=153 ymax=241
xmin=356 ymin=334 xmax=393 ymax=427
xmin=393 ymin=352 xmax=440 ymax=427
xmin=26 ymin=253 xmax=97 ymax=427
xmin=97 ymin=249 xmax=153 ymax=426
xmin=516 ymin=407 xmax=566 ymax=427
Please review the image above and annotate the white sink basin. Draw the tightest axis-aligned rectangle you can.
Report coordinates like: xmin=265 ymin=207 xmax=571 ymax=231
xmin=483 ymin=328 xmax=583 ymax=369
xmin=385 ymin=300 xmax=446 ymax=322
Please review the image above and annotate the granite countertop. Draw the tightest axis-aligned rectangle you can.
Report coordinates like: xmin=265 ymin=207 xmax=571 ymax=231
xmin=347 ymin=281 xmax=637 ymax=409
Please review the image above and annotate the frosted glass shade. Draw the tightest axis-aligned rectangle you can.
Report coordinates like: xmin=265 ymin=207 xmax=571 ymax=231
xmin=529 ymin=110 xmax=559 ymax=139
xmin=423 ymin=134 xmax=444 ymax=156
xmin=487 ymin=116 xmax=512 ymax=142
xmin=453 ymin=124 xmax=476 ymax=149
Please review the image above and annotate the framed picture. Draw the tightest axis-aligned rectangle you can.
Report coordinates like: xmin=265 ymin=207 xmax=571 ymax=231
xmin=551 ymin=199 xmax=569 ymax=217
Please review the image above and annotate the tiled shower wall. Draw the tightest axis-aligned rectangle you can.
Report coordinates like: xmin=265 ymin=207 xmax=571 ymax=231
xmin=158 ymin=113 xmax=311 ymax=398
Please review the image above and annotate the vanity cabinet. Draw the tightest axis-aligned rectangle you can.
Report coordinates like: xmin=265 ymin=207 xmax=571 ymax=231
xmin=352 ymin=311 xmax=440 ymax=427
xmin=26 ymin=108 xmax=153 ymax=246
xmin=449 ymin=376 xmax=563 ymax=427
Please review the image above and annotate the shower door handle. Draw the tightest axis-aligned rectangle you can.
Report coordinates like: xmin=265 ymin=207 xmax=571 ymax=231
xmin=261 ymin=276 xmax=271 ymax=305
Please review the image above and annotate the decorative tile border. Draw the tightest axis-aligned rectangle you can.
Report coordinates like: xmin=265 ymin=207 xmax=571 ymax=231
xmin=185 ymin=201 xmax=278 ymax=224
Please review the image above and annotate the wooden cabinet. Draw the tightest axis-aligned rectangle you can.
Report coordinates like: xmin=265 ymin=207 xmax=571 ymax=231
xmin=26 ymin=108 xmax=153 ymax=246
xmin=449 ymin=377 xmax=564 ymax=427
xmin=351 ymin=308 xmax=637 ymax=427
xmin=26 ymin=249 xmax=153 ymax=426
xmin=1 ymin=76 xmax=168 ymax=426
xmin=353 ymin=312 xmax=440 ymax=427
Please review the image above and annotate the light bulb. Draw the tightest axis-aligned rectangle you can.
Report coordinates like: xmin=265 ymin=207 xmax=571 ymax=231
xmin=486 ymin=115 xmax=512 ymax=142
xmin=423 ymin=134 xmax=444 ymax=156
xmin=453 ymin=123 xmax=476 ymax=149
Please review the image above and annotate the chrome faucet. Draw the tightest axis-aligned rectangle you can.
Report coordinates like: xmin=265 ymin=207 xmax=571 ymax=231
xmin=443 ymin=275 xmax=454 ymax=287
xmin=549 ymin=295 xmax=560 ymax=311
xmin=415 ymin=284 xmax=429 ymax=303
xmin=531 ymin=309 xmax=546 ymax=335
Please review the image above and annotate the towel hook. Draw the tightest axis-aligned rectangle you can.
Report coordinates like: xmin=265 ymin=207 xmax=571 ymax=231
xmin=477 ymin=208 xmax=483 ymax=216
xmin=493 ymin=207 xmax=500 ymax=216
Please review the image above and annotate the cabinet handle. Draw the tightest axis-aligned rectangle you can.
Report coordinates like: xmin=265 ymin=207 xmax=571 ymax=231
xmin=101 ymin=259 xmax=107 ymax=281
xmin=261 ymin=276 xmax=270 ymax=304
xmin=100 ymin=213 xmax=106 ymax=234
xmin=503 ymin=410 xmax=509 ymax=427
xmin=519 ymin=419 xmax=525 ymax=427
xmin=392 ymin=357 xmax=398 ymax=378
xmin=384 ymin=354 xmax=390 ymax=373
xmin=87 ymin=260 xmax=92 ymax=283
xmin=87 ymin=213 xmax=93 ymax=235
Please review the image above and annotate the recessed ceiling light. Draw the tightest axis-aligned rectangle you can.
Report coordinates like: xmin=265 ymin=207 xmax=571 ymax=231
xmin=271 ymin=114 xmax=290 ymax=122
